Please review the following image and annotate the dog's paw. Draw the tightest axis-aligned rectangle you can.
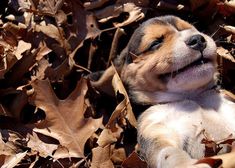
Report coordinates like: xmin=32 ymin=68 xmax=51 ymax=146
xmin=187 ymin=163 xmax=212 ymax=168
xmin=174 ymin=161 xmax=211 ymax=168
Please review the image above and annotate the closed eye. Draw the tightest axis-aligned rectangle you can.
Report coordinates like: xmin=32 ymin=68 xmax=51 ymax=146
xmin=148 ymin=36 xmax=164 ymax=51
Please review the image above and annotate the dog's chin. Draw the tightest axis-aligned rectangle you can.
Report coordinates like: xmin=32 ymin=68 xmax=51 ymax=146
xmin=164 ymin=62 xmax=216 ymax=92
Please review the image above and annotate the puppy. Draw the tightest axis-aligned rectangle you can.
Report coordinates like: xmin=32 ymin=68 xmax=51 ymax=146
xmin=114 ymin=16 xmax=235 ymax=168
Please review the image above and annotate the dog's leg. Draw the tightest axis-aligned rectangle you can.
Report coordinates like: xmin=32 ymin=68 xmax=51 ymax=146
xmin=138 ymin=122 xmax=211 ymax=168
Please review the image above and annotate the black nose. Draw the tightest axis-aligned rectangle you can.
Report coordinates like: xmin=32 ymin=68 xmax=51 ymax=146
xmin=185 ymin=35 xmax=206 ymax=51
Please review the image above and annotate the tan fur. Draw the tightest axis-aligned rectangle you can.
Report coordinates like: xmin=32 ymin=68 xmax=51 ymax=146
xmin=117 ymin=16 xmax=235 ymax=168
xmin=174 ymin=17 xmax=193 ymax=30
xmin=121 ymin=24 xmax=177 ymax=92
xmin=139 ymin=24 xmax=175 ymax=53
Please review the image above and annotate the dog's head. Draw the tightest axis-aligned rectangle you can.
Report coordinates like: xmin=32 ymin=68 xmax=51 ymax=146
xmin=115 ymin=15 xmax=217 ymax=104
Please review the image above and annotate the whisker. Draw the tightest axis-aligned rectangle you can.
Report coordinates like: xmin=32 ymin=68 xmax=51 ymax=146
xmin=210 ymin=26 xmax=222 ymax=38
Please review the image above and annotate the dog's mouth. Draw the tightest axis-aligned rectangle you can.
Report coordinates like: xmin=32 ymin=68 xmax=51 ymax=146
xmin=160 ymin=57 xmax=212 ymax=79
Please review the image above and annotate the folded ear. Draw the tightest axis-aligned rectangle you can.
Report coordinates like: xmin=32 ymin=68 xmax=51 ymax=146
xmin=89 ymin=66 xmax=116 ymax=97
xmin=114 ymin=46 xmax=137 ymax=73
xmin=89 ymin=36 xmax=133 ymax=96
xmin=114 ymin=47 xmax=129 ymax=70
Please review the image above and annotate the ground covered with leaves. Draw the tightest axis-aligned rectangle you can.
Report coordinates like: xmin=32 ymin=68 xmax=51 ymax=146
xmin=0 ymin=0 xmax=234 ymax=167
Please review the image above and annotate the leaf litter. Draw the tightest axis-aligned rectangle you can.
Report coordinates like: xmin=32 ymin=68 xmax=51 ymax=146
xmin=0 ymin=0 xmax=234 ymax=167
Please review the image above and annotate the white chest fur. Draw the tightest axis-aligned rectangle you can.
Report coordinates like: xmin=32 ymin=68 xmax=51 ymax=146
xmin=138 ymin=90 xmax=235 ymax=162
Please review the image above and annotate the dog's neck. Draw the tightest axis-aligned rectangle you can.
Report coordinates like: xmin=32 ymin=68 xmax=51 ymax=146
xmin=129 ymin=81 xmax=217 ymax=105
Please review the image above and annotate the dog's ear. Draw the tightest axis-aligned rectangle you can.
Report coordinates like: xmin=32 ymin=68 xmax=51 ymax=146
xmin=114 ymin=46 xmax=138 ymax=71
xmin=89 ymin=47 xmax=134 ymax=96
xmin=89 ymin=66 xmax=116 ymax=97
xmin=114 ymin=47 xmax=130 ymax=70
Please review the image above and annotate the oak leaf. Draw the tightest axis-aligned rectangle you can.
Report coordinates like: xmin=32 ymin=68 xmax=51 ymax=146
xmin=30 ymin=78 xmax=102 ymax=158
xmin=107 ymin=64 xmax=137 ymax=129
xmin=27 ymin=132 xmax=58 ymax=158
xmin=14 ymin=40 xmax=31 ymax=60
xmin=90 ymin=145 xmax=114 ymax=168
xmin=1 ymin=151 xmax=27 ymax=168
xmin=122 ymin=152 xmax=147 ymax=168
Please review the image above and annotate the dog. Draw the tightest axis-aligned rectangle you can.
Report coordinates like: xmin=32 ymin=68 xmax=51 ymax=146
xmin=90 ymin=15 xmax=235 ymax=167
xmin=113 ymin=15 xmax=235 ymax=168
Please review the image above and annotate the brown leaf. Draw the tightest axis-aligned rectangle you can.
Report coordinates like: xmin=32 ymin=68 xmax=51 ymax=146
xmin=107 ymin=64 xmax=137 ymax=129
xmin=121 ymin=152 xmax=147 ymax=168
xmin=66 ymin=1 xmax=101 ymax=52
xmin=111 ymin=147 xmax=126 ymax=164
xmin=14 ymin=40 xmax=32 ymax=60
xmin=0 ymin=46 xmax=7 ymax=79
xmin=217 ymin=47 xmax=235 ymax=63
xmin=113 ymin=3 xmax=145 ymax=27
xmin=0 ymin=134 xmax=17 ymax=156
xmin=189 ymin=0 xmax=218 ymax=19
xmin=156 ymin=1 xmax=189 ymax=11
xmin=94 ymin=3 xmax=145 ymax=27
xmin=217 ymin=0 xmax=235 ymax=16
xmin=55 ymin=10 xmax=67 ymax=25
xmin=27 ymin=132 xmax=58 ymax=158
xmin=196 ymin=158 xmax=222 ymax=168
xmin=2 ymin=23 xmax=27 ymax=44
xmin=34 ymin=23 xmax=65 ymax=47
xmin=31 ymin=58 xmax=50 ymax=80
xmin=223 ymin=25 xmax=235 ymax=35
xmin=4 ymin=48 xmax=38 ymax=86
xmin=15 ymin=0 xmax=32 ymax=11
xmin=44 ymin=57 xmax=73 ymax=81
xmin=84 ymin=0 xmax=109 ymax=10
xmin=1 ymin=151 xmax=27 ymax=168
xmin=30 ymin=78 xmax=102 ymax=158
xmin=97 ymin=127 xmax=123 ymax=147
xmin=37 ymin=0 xmax=64 ymax=16
xmin=90 ymin=145 xmax=114 ymax=168
xmin=35 ymin=41 xmax=52 ymax=61
xmin=0 ymin=24 xmax=28 ymax=78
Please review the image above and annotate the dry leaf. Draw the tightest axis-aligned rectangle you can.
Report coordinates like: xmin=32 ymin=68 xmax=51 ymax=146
xmin=37 ymin=0 xmax=64 ymax=16
xmin=0 ymin=134 xmax=17 ymax=156
xmin=107 ymin=64 xmax=137 ymax=129
xmin=156 ymin=1 xmax=189 ymax=11
xmin=66 ymin=1 xmax=101 ymax=52
xmin=34 ymin=23 xmax=66 ymax=47
xmin=113 ymin=3 xmax=145 ymax=27
xmin=223 ymin=25 xmax=235 ymax=34
xmin=90 ymin=145 xmax=114 ymax=168
xmin=218 ymin=0 xmax=235 ymax=16
xmin=1 ymin=151 xmax=27 ymax=168
xmin=27 ymin=132 xmax=58 ymax=157
xmin=97 ymin=127 xmax=123 ymax=147
xmin=44 ymin=57 xmax=73 ymax=81
xmin=14 ymin=40 xmax=32 ymax=60
xmin=84 ymin=0 xmax=109 ymax=10
xmin=30 ymin=78 xmax=102 ymax=158
xmin=35 ymin=41 xmax=52 ymax=61
xmin=111 ymin=147 xmax=126 ymax=164
xmin=31 ymin=58 xmax=51 ymax=80
xmin=121 ymin=152 xmax=147 ymax=168
xmin=55 ymin=10 xmax=67 ymax=25
xmin=189 ymin=0 xmax=218 ymax=19
xmin=94 ymin=3 xmax=145 ymax=27
xmin=217 ymin=47 xmax=235 ymax=63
